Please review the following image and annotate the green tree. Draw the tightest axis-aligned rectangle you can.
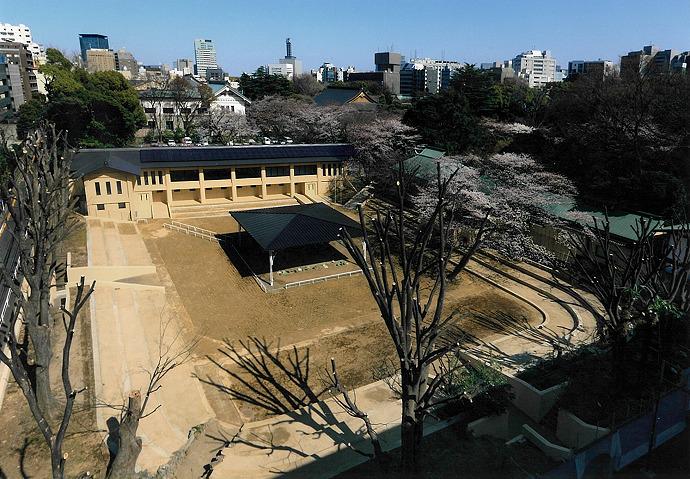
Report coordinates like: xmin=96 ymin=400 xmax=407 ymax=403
xmin=16 ymin=95 xmax=47 ymax=139
xmin=402 ymin=90 xmax=486 ymax=154
xmin=239 ymin=66 xmax=295 ymax=100
xmin=449 ymin=64 xmax=495 ymax=115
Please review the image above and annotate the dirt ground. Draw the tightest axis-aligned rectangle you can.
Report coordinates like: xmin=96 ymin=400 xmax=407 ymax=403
xmin=0 ymin=219 xmax=110 ymax=479
xmin=139 ymin=219 xmax=541 ymax=424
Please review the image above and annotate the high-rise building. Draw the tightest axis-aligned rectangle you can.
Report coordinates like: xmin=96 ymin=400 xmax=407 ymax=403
xmin=86 ymin=48 xmax=117 ymax=73
xmin=0 ymin=42 xmax=37 ymax=110
xmin=0 ymin=23 xmax=45 ymax=64
xmin=347 ymin=52 xmax=402 ymax=95
xmin=176 ymin=58 xmax=194 ymax=75
xmin=399 ymin=58 xmax=463 ymax=96
xmin=480 ymin=60 xmax=515 ymax=83
xmin=278 ymin=38 xmax=302 ymax=77
xmin=620 ymin=45 xmax=687 ymax=77
xmin=313 ymin=62 xmax=346 ymax=83
xmin=115 ymin=48 xmax=138 ymax=74
xmin=79 ymin=33 xmax=109 ymax=63
xmin=512 ymin=50 xmax=557 ymax=87
xmin=194 ymin=39 xmax=218 ymax=79
xmin=567 ymin=60 xmax=615 ymax=80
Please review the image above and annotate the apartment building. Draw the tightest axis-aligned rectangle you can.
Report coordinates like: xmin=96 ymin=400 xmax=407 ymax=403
xmin=567 ymin=60 xmax=615 ymax=80
xmin=512 ymin=50 xmax=557 ymax=87
xmin=86 ymin=48 xmax=117 ymax=73
xmin=0 ymin=23 xmax=44 ymax=64
xmin=72 ymin=144 xmax=353 ymax=220
xmin=0 ymin=42 xmax=38 ymax=109
xmin=400 ymin=58 xmax=463 ymax=96
xmin=194 ymin=39 xmax=218 ymax=79
xmin=620 ymin=45 xmax=689 ymax=77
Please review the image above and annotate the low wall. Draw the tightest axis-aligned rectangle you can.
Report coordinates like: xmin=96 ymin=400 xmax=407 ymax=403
xmin=467 ymin=412 xmax=511 ymax=440
xmin=507 ymin=375 xmax=566 ymax=422
xmin=522 ymin=424 xmax=573 ymax=462
xmin=556 ymin=409 xmax=610 ymax=449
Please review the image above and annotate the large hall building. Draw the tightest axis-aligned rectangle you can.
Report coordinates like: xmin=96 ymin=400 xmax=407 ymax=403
xmin=72 ymin=144 xmax=353 ymax=220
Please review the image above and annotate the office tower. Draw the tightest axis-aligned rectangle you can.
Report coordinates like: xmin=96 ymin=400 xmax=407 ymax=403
xmin=115 ymin=48 xmax=138 ymax=73
xmin=278 ymin=37 xmax=302 ymax=76
xmin=0 ymin=42 xmax=37 ymax=110
xmin=86 ymin=49 xmax=117 ymax=73
xmin=512 ymin=50 xmax=557 ymax=87
xmin=347 ymin=51 xmax=402 ymax=95
xmin=79 ymin=33 xmax=109 ymax=62
xmin=194 ymin=39 xmax=218 ymax=79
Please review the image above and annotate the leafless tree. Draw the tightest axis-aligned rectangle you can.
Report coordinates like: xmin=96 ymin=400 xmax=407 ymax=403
xmin=1 ymin=124 xmax=77 ymax=414
xmin=327 ymin=358 xmax=383 ymax=462
xmin=169 ymin=76 xmax=214 ymax=135
xmin=105 ymin=318 xmax=198 ymax=479
xmin=293 ymin=74 xmax=324 ymax=97
xmin=0 ymin=277 xmax=94 ymax=479
xmin=139 ymin=78 xmax=171 ymax=143
xmin=199 ymin=109 xmax=257 ymax=145
xmin=340 ymin=162 xmax=489 ymax=472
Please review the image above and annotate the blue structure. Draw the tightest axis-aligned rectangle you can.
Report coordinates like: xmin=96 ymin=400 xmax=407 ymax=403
xmin=79 ymin=33 xmax=109 ymax=62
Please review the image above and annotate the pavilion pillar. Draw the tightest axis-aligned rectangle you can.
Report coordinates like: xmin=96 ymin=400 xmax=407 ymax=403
xmin=269 ymin=250 xmax=275 ymax=286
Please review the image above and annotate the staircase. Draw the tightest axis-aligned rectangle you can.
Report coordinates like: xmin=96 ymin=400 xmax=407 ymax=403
xmin=170 ymin=198 xmax=300 ymax=219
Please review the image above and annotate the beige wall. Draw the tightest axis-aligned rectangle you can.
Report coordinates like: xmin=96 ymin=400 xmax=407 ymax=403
xmin=83 ymin=161 xmax=344 ymax=220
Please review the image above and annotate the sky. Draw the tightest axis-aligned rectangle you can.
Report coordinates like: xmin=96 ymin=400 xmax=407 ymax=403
xmin=2 ymin=0 xmax=689 ymax=74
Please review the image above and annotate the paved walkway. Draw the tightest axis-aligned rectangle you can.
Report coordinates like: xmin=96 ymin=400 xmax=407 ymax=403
xmin=77 ymin=219 xmax=214 ymax=473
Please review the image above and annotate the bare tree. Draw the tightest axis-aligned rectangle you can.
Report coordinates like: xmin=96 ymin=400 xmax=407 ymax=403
xmin=327 ymin=358 xmax=384 ymax=462
xmin=105 ymin=319 xmax=197 ymax=479
xmin=340 ymin=162 xmax=489 ymax=472
xmin=169 ymin=76 xmax=214 ymax=135
xmin=139 ymin=78 xmax=171 ymax=143
xmin=1 ymin=125 xmax=77 ymax=413
xmin=0 ymin=277 xmax=95 ymax=479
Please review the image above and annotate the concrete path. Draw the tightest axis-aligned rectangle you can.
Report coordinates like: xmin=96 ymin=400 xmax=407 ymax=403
xmin=78 ymin=219 xmax=214 ymax=473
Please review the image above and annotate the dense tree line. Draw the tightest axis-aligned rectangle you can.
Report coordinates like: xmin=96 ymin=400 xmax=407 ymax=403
xmin=16 ymin=49 xmax=146 ymax=147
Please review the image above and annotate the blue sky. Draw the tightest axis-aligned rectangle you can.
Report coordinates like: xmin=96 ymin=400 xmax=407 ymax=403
xmin=3 ymin=0 xmax=689 ymax=74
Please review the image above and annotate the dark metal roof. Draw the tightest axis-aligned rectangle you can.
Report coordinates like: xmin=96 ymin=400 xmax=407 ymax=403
xmin=231 ymin=203 xmax=362 ymax=251
xmin=313 ymin=88 xmax=377 ymax=107
xmin=72 ymin=144 xmax=354 ymax=176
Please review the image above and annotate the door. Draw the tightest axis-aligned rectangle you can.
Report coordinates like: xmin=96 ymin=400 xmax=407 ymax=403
xmin=305 ymin=182 xmax=317 ymax=195
xmin=136 ymin=192 xmax=153 ymax=219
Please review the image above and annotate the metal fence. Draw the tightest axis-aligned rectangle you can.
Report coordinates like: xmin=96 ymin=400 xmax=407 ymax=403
xmin=0 ymin=206 xmax=20 ymax=348
xmin=283 ymin=268 xmax=367 ymax=289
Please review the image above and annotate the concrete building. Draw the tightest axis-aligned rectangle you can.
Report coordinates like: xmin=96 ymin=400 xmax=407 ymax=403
xmin=347 ymin=51 xmax=402 ymax=95
xmin=512 ymin=50 xmax=557 ymax=87
xmin=313 ymin=62 xmax=346 ymax=83
xmin=0 ymin=23 xmax=45 ymax=65
xmin=86 ymin=48 xmax=117 ymax=73
xmin=279 ymin=38 xmax=302 ymax=76
xmin=0 ymin=42 xmax=38 ymax=110
xmin=480 ymin=61 xmax=515 ymax=83
xmin=619 ymin=45 xmax=688 ymax=78
xmin=671 ymin=52 xmax=689 ymax=73
xmin=194 ymin=39 xmax=218 ymax=79
xmin=0 ymin=57 xmax=13 ymax=119
xmin=268 ymin=62 xmax=294 ymax=79
xmin=115 ymin=48 xmax=138 ymax=76
xmin=71 ymin=144 xmax=353 ymax=220
xmin=79 ymin=33 xmax=109 ymax=63
xmin=567 ymin=60 xmax=615 ymax=80
xmin=399 ymin=58 xmax=463 ymax=96
xmin=176 ymin=58 xmax=194 ymax=75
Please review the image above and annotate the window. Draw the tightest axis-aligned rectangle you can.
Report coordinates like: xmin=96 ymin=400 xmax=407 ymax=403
xmin=204 ymin=169 xmax=231 ymax=181
xmin=144 ymin=107 xmax=156 ymax=114
xmin=231 ymin=106 xmax=235 ymax=112
xmin=144 ymin=174 xmax=149 ymax=185
xmin=180 ymin=108 xmax=191 ymax=114
xmin=106 ymin=182 xmax=112 ymax=195
xmin=235 ymin=167 xmax=261 ymax=179
xmin=165 ymin=120 xmax=174 ymax=130
xmin=118 ymin=202 xmax=126 ymax=209
xmin=116 ymin=181 xmax=122 ymax=194
xmin=95 ymin=182 xmax=101 ymax=195
xmin=163 ymin=107 xmax=174 ymax=114
xmin=96 ymin=204 xmax=105 ymax=211
xmin=136 ymin=176 xmax=141 ymax=186
xmin=151 ymin=171 xmax=157 ymax=185
xmin=147 ymin=121 xmax=156 ymax=128
xmin=158 ymin=171 xmax=163 ymax=184
xmin=322 ymin=165 xmax=327 ymax=176
xmin=294 ymin=164 xmax=317 ymax=176
xmin=266 ymin=166 xmax=290 ymax=177
xmin=170 ymin=169 xmax=199 ymax=182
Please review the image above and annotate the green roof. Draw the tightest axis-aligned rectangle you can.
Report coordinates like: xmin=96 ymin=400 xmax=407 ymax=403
xmin=402 ymin=148 xmax=446 ymax=179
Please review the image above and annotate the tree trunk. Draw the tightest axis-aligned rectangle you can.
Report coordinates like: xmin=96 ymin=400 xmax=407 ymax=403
xmin=27 ymin=320 xmax=54 ymax=415
xmin=50 ymin=440 xmax=65 ymax=479
xmin=107 ymin=391 xmax=143 ymax=479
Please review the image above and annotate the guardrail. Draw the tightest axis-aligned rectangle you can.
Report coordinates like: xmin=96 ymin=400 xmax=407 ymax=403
xmin=284 ymin=268 xmax=368 ymax=289
xmin=0 ymin=204 xmax=20 ymax=349
xmin=164 ymin=221 xmax=222 ymax=243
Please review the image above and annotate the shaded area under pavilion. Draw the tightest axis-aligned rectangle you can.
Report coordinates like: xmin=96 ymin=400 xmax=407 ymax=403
xmin=230 ymin=203 xmax=364 ymax=286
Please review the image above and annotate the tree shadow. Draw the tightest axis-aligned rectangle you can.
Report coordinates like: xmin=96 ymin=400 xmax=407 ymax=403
xmin=442 ymin=310 xmax=577 ymax=369
xmin=196 ymin=337 xmax=382 ymax=472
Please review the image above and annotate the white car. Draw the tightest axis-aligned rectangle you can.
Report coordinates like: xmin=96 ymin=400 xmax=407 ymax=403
xmin=167 ymin=140 xmax=176 ymax=147
xmin=182 ymin=137 xmax=193 ymax=146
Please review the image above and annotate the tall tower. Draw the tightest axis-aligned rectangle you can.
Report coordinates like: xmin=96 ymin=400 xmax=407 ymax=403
xmin=194 ymin=39 xmax=218 ymax=79
xmin=286 ymin=38 xmax=293 ymax=58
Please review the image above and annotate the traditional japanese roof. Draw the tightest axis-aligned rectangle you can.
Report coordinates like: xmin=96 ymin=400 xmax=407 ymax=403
xmin=231 ymin=203 xmax=362 ymax=251
xmin=72 ymin=144 xmax=355 ymax=177
xmin=313 ymin=87 xmax=377 ymax=107
xmin=401 ymin=147 xmax=446 ymax=179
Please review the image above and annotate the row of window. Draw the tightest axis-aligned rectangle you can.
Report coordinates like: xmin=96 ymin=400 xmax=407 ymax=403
xmin=94 ymin=180 xmax=123 ymax=196
xmin=321 ymin=163 xmax=342 ymax=177
xmin=160 ymin=165 xmax=321 ymax=183
xmin=96 ymin=203 xmax=127 ymax=210
xmin=137 ymin=170 xmax=165 ymax=186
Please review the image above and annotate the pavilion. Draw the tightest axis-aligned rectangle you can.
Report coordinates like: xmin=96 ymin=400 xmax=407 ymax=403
xmin=230 ymin=203 xmax=364 ymax=286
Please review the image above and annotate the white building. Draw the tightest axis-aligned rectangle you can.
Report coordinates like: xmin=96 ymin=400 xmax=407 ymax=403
xmin=194 ymin=39 xmax=218 ymax=79
xmin=268 ymin=62 xmax=294 ymax=80
xmin=0 ymin=22 xmax=45 ymax=64
xmin=512 ymin=50 xmax=557 ymax=88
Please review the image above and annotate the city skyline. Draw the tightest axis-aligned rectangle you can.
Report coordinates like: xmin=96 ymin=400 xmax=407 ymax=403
xmin=2 ymin=0 xmax=689 ymax=75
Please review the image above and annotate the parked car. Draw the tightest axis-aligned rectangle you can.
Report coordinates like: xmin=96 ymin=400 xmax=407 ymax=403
xmin=284 ymin=137 xmax=294 ymax=144
xmin=182 ymin=137 xmax=193 ymax=146
xmin=263 ymin=137 xmax=271 ymax=145
xmin=167 ymin=140 xmax=176 ymax=146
